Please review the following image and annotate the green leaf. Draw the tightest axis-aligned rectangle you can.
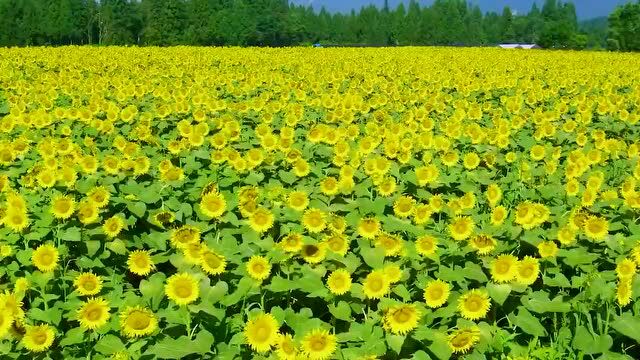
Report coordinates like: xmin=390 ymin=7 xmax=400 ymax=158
xmin=61 ymin=227 xmax=81 ymax=242
xmin=611 ymin=313 xmax=640 ymax=343
xmin=139 ymin=273 xmax=166 ymax=310
xmin=511 ymin=307 xmax=546 ymax=337
xmin=329 ymin=301 xmax=352 ymax=321
xmin=360 ymin=247 xmax=385 ymax=269
xmin=145 ymin=330 xmax=214 ymax=359
xmin=59 ymin=327 xmax=85 ymax=347
xmin=95 ymin=334 xmax=126 ymax=355
xmin=268 ymin=277 xmax=293 ymax=293
xmin=127 ymin=202 xmax=147 ymax=218
xmin=386 ymin=334 xmax=406 ymax=354
xmin=487 ymin=283 xmax=511 ymax=306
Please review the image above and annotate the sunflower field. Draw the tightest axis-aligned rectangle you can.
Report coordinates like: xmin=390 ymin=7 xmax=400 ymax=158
xmin=1 ymin=47 xmax=640 ymax=360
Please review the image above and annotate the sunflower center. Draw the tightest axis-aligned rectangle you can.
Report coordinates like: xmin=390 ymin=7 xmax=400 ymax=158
xmin=255 ymin=325 xmax=271 ymax=342
xmin=368 ymin=278 xmax=383 ymax=292
xmin=252 ymin=263 xmax=265 ymax=273
xmin=134 ymin=256 xmax=149 ymax=267
xmin=83 ymin=281 xmax=96 ymax=291
xmin=303 ymin=245 xmax=319 ymax=257
xmin=451 ymin=333 xmax=471 ymax=348
xmin=520 ymin=266 xmax=534 ymax=277
xmin=310 ymin=337 xmax=327 ymax=351
xmin=175 ymin=283 xmax=192 ymax=298
xmin=429 ymin=287 xmax=443 ymax=299
xmin=128 ymin=312 xmax=151 ymax=330
xmin=466 ymin=298 xmax=481 ymax=312
xmin=86 ymin=307 xmax=103 ymax=321
xmin=496 ymin=262 xmax=510 ymax=274
xmin=204 ymin=253 xmax=221 ymax=268
xmin=393 ymin=308 xmax=412 ymax=323
xmin=32 ymin=331 xmax=48 ymax=345
xmin=40 ymin=253 xmax=53 ymax=265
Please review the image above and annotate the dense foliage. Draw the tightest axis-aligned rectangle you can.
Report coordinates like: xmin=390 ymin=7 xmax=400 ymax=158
xmin=0 ymin=0 xmax=611 ymax=49
xmin=1 ymin=47 xmax=640 ymax=359
xmin=608 ymin=1 xmax=640 ymax=52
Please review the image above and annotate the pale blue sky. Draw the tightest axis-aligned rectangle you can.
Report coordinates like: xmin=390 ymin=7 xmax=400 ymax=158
xmin=290 ymin=0 xmax=632 ymax=19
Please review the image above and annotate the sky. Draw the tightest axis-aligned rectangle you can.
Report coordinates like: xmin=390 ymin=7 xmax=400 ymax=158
xmin=290 ymin=0 xmax=633 ymax=19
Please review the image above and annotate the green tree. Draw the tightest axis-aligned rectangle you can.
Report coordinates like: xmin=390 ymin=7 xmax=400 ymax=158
xmin=608 ymin=2 xmax=640 ymax=51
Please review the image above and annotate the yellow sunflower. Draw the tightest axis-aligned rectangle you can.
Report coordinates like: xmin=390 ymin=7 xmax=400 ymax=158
xmin=301 ymin=243 xmax=327 ymax=264
xmin=326 ymin=269 xmax=352 ymax=295
xmin=88 ymin=186 xmax=110 ymax=208
xmin=469 ymin=234 xmax=497 ymax=255
xmin=538 ymin=240 xmax=559 ymax=258
xmin=127 ymin=250 xmax=155 ymax=276
xmin=448 ymin=326 xmax=481 ymax=354
xmin=200 ymin=249 xmax=226 ymax=276
xmin=32 ymin=244 xmax=59 ymax=272
xmin=323 ymin=234 xmax=349 ymax=256
xmin=415 ymin=235 xmax=438 ymax=256
xmin=583 ymin=215 xmax=609 ymax=241
xmin=302 ymin=208 xmax=326 ymax=233
xmin=244 ymin=312 xmax=280 ymax=353
xmin=120 ymin=306 xmax=157 ymax=338
xmin=248 ymin=207 xmax=275 ymax=233
xmin=423 ymin=279 xmax=451 ymax=308
xmin=357 ymin=217 xmax=380 ymax=239
xmin=165 ymin=273 xmax=200 ymax=306
xmin=170 ymin=225 xmax=201 ymax=249
xmin=515 ymin=256 xmax=540 ymax=285
xmin=77 ymin=298 xmax=110 ymax=330
xmin=616 ymin=258 xmax=636 ymax=280
xmin=50 ymin=195 xmax=75 ymax=219
xmin=448 ymin=216 xmax=474 ymax=241
xmin=383 ymin=304 xmax=420 ymax=335
xmin=617 ymin=279 xmax=632 ymax=306
xmin=74 ymin=272 xmax=103 ymax=296
xmin=0 ymin=310 xmax=12 ymax=338
xmin=458 ymin=289 xmax=491 ymax=320
xmin=275 ymin=333 xmax=298 ymax=360
xmin=362 ymin=270 xmax=390 ymax=299
xmin=490 ymin=254 xmax=518 ymax=283
xmin=301 ymin=329 xmax=337 ymax=360
xmin=247 ymin=256 xmax=271 ymax=281
xmin=77 ymin=200 xmax=99 ymax=225
xmin=3 ymin=209 xmax=29 ymax=232
xmin=22 ymin=324 xmax=55 ymax=352
xmin=102 ymin=215 xmax=124 ymax=238
xmin=278 ymin=233 xmax=303 ymax=252
xmin=287 ymin=191 xmax=309 ymax=211
xmin=200 ymin=191 xmax=226 ymax=219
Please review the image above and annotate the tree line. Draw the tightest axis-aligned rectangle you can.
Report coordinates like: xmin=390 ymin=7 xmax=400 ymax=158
xmin=0 ymin=0 xmax=636 ymax=50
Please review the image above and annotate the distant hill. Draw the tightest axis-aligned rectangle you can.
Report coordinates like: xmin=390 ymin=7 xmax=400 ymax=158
xmin=579 ymin=16 xmax=608 ymax=49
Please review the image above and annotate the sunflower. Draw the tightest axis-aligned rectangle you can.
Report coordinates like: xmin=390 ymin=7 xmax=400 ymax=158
xmin=242 ymin=312 xmax=280 ymax=355
xmin=170 ymin=225 xmax=201 ymax=249
xmin=448 ymin=326 xmax=481 ymax=354
xmin=617 ymin=279 xmax=632 ymax=306
xmin=302 ymin=208 xmax=326 ymax=233
xmin=200 ymin=249 xmax=226 ymax=276
xmin=458 ymin=289 xmax=490 ymax=320
xmin=74 ymin=272 xmax=103 ymax=296
xmin=383 ymin=264 xmax=403 ymax=284
xmin=279 ymin=233 xmax=303 ymax=252
xmin=490 ymin=206 xmax=508 ymax=225
xmin=32 ymin=244 xmax=59 ymax=272
xmin=557 ymin=225 xmax=576 ymax=246
xmin=0 ymin=291 xmax=24 ymax=323
xmin=616 ymin=258 xmax=636 ymax=280
xmin=448 ymin=216 xmax=474 ymax=241
xmin=275 ymin=333 xmax=298 ymax=360
xmin=485 ymin=183 xmax=502 ymax=207
xmin=103 ymin=215 xmax=124 ymax=238
xmin=301 ymin=244 xmax=327 ymax=264
xmin=3 ymin=209 xmax=28 ymax=232
xmin=127 ymin=250 xmax=155 ymax=276
xmin=323 ymin=234 xmax=349 ymax=256
xmin=50 ymin=195 xmax=75 ymax=219
xmin=415 ymin=235 xmax=438 ymax=256
xmin=490 ymin=254 xmax=518 ymax=283
xmin=77 ymin=298 xmax=110 ymax=330
xmin=374 ymin=233 xmax=403 ymax=257
xmin=300 ymin=329 xmax=337 ymax=360
xmin=200 ymin=191 xmax=226 ymax=219
xmin=152 ymin=210 xmax=174 ymax=228
xmin=393 ymin=196 xmax=415 ymax=218
xmin=583 ymin=215 xmax=609 ymax=241
xmin=362 ymin=270 xmax=390 ymax=299
xmin=358 ymin=217 xmax=380 ymax=239
xmin=0 ymin=310 xmax=12 ymax=338
xmin=120 ymin=306 xmax=157 ymax=338
xmin=462 ymin=152 xmax=480 ymax=169
xmin=77 ymin=200 xmax=99 ymax=225
xmin=384 ymin=304 xmax=420 ymax=335
xmin=248 ymin=207 xmax=274 ymax=233
xmin=165 ymin=273 xmax=200 ymax=306
xmin=88 ymin=186 xmax=110 ymax=208
xmin=538 ymin=240 xmax=558 ymax=258
xmin=515 ymin=256 xmax=540 ymax=285
xmin=22 ymin=324 xmax=55 ymax=352
xmin=247 ymin=256 xmax=271 ymax=281
xmin=469 ymin=234 xmax=496 ymax=255
xmin=287 ymin=191 xmax=309 ymax=211
xmin=326 ymin=269 xmax=352 ymax=295
xmin=423 ymin=279 xmax=451 ymax=308
xmin=182 ymin=242 xmax=203 ymax=265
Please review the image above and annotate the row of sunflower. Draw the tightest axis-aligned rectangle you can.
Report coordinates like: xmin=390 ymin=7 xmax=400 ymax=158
xmin=0 ymin=47 xmax=640 ymax=359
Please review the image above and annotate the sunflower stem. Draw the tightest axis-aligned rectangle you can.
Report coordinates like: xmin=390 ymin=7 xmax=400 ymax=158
xmin=185 ymin=308 xmax=192 ymax=337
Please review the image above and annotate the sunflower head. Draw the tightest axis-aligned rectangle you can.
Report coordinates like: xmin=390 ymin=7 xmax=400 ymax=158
xmin=244 ymin=313 xmax=280 ymax=353
xmin=74 ymin=272 xmax=103 ymax=296
xmin=32 ymin=244 xmax=59 ymax=273
xmin=165 ymin=273 xmax=200 ymax=306
xmin=120 ymin=306 xmax=157 ymax=338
